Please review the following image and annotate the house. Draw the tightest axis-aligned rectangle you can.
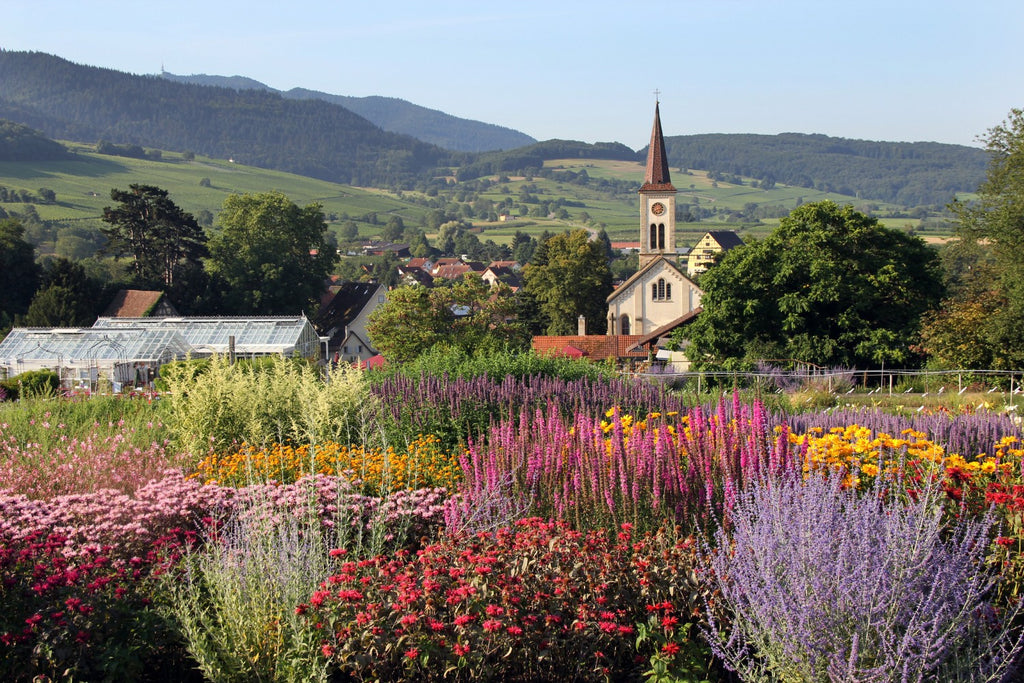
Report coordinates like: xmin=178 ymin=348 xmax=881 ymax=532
xmin=361 ymin=241 xmax=411 ymax=258
xmin=481 ymin=264 xmax=521 ymax=290
xmin=101 ymin=290 xmax=179 ymax=318
xmin=626 ymin=308 xmax=703 ymax=372
xmin=686 ymin=230 xmax=744 ymax=277
xmin=311 ymin=281 xmax=388 ymax=365
xmin=605 ymin=102 xmax=703 ymax=336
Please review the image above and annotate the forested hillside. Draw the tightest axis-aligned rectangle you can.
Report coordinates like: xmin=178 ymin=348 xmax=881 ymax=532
xmin=0 ymin=50 xmax=991 ymax=207
xmin=159 ymin=72 xmax=536 ymax=153
xmin=0 ymin=50 xmax=453 ymax=186
xmin=0 ymin=120 xmax=71 ymax=161
xmin=663 ymin=133 xmax=987 ymax=206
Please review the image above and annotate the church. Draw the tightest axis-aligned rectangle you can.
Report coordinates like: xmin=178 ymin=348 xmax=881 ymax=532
xmin=605 ymin=103 xmax=702 ymax=336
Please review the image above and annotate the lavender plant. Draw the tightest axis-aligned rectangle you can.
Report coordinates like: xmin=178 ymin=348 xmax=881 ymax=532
xmin=700 ymin=470 xmax=1024 ymax=682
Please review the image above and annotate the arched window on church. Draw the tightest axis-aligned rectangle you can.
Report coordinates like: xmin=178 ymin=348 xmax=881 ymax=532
xmin=652 ymin=278 xmax=672 ymax=301
xmin=657 ymin=223 xmax=665 ymax=250
xmin=620 ymin=315 xmax=630 ymax=335
xmin=649 ymin=223 xmax=657 ymax=251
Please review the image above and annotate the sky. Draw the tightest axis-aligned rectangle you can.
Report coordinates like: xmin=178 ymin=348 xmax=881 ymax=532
xmin=4 ymin=0 xmax=1022 ymax=150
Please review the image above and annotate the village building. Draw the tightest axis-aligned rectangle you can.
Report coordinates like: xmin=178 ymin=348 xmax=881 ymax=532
xmin=605 ymin=102 xmax=703 ymax=337
xmin=312 ymin=281 xmax=388 ymax=365
xmin=686 ymin=230 xmax=744 ymax=277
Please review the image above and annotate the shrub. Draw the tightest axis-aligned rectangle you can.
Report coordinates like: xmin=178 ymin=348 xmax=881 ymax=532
xmin=700 ymin=470 xmax=1024 ymax=682
xmin=0 ymin=369 xmax=60 ymax=401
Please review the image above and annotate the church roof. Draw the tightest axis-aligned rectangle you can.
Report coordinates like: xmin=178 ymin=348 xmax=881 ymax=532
xmin=640 ymin=102 xmax=675 ymax=192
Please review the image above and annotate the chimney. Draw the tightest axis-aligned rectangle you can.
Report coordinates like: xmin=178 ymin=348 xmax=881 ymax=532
xmin=577 ymin=314 xmax=587 ymax=336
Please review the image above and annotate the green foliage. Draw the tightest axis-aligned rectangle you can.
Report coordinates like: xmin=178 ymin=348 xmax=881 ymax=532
xmin=0 ymin=217 xmax=40 ymax=322
xmin=935 ymin=109 xmax=1024 ymax=368
xmin=367 ymin=276 xmax=530 ymax=364
xmin=0 ymin=119 xmax=70 ymax=162
xmin=682 ymin=201 xmax=944 ymax=370
xmin=521 ymin=229 xmax=614 ymax=335
xmin=101 ymin=184 xmax=208 ymax=296
xmin=207 ymin=192 xmax=337 ymax=315
xmin=159 ymin=355 xmax=373 ymax=459
xmin=0 ymin=369 xmax=60 ymax=400
xmin=369 ymin=344 xmax=614 ymax=383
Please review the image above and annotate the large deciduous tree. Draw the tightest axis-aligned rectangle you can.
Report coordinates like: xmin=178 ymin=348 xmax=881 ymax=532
xmin=367 ymin=276 xmax=528 ymax=363
xmin=207 ymin=192 xmax=338 ymax=316
xmin=922 ymin=109 xmax=1024 ymax=369
xmin=521 ymin=229 xmax=613 ymax=335
xmin=101 ymin=184 xmax=208 ymax=290
xmin=0 ymin=218 xmax=40 ymax=331
xmin=23 ymin=257 xmax=105 ymax=327
xmin=681 ymin=201 xmax=943 ymax=370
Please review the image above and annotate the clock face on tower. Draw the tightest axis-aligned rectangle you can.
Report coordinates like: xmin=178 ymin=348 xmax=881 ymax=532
xmin=651 ymin=202 xmax=666 ymax=216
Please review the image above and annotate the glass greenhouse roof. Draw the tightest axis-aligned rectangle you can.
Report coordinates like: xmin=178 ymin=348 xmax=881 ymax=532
xmin=92 ymin=316 xmax=319 ymax=354
xmin=0 ymin=327 xmax=192 ymax=363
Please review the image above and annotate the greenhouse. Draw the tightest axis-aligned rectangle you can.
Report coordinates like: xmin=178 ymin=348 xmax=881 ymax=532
xmin=0 ymin=327 xmax=193 ymax=390
xmin=92 ymin=316 xmax=323 ymax=359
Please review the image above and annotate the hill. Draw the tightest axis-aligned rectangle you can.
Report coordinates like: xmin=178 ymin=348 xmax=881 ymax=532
xmin=159 ymin=72 xmax=536 ymax=153
xmin=661 ymin=133 xmax=987 ymax=207
xmin=0 ymin=50 xmax=453 ymax=187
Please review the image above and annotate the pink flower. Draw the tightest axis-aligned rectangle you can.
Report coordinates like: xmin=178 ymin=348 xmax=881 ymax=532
xmin=452 ymin=642 xmax=470 ymax=656
xmin=329 ymin=548 xmax=347 ymax=557
xmin=482 ymin=618 xmax=502 ymax=632
xmin=321 ymin=644 xmax=335 ymax=658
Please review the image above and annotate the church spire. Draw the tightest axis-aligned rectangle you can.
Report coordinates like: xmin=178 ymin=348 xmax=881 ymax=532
xmin=640 ymin=101 xmax=674 ymax=192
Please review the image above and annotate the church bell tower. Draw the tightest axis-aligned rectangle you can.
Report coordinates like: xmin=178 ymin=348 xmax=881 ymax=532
xmin=638 ymin=101 xmax=677 ymax=268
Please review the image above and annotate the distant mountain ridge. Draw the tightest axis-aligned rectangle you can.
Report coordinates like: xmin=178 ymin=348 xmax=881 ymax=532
xmin=0 ymin=50 xmax=453 ymax=186
xmin=0 ymin=49 xmax=990 ymax=206
xmin=159 ymin=72 xmax=536 ymax=153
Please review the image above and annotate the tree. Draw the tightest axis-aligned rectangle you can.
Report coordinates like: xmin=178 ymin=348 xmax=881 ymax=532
xmin=100 ymin=184 xmax=208 ymax=290
xmin=23 ymin=258 xmax=104 ymax=327
xmin=367 ymin=276 xmax=528 ymax=363
xmin=207 ymin=192 xmax=338 ymax=315
xmin=929 ymin=109 xmax=1024 ymax=367
xmin=680 ymin=201 xmax=944 ymax=369
xmin=521 ymin=229 xmax=613 ymax=336
xmin=0 ymin=218 xmax=40 ymax=330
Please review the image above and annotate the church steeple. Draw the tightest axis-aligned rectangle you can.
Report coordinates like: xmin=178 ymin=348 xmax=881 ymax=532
xmin=640 ymin=101 xmax=675 ymax=192
xmin=638 ymin=100 xmax=677 ymax=268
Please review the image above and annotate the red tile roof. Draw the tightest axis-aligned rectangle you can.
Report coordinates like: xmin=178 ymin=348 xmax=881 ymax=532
xmin=102 ymin=290 xmax=171 ymax=317
xmin=532 ymin=335 xmax=647 ymax=361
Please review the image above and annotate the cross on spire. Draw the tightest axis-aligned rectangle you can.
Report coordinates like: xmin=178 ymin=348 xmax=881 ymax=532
xmin=653 ymin=88 xmax=661 ymax=102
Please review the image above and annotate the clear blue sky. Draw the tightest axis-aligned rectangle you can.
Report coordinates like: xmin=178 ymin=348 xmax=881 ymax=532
xmin=5 ymin=0 xmax=1022 ymax=149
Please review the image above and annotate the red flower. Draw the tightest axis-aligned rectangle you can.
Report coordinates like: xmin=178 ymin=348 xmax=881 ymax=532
xmin=482 ymin=618 xmax=502 ymax=632
xmin=661 ymin=615 xmax=679 ymax=631
xmin=329 ymin=548 xmax=347 ymax=557
xmin=405 ymin=647 xmax=419 ymax=659
xmin=453 ymin=642 xmax=470 ymax=656
xmin=661 ymin=642 xmax=681 ymax=656
xmin=321 ymin=644 xmax=335 ymax=658
xmin=996 ymin=536 xmax=1016 ymax=547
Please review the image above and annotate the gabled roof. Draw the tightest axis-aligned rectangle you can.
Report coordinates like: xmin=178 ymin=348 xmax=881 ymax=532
xmin=312 ymin=281 xmax=383 ymax=345
xmin=704 ymin=230 xmax=745 ymax=250
xmin=627 ymin=307 xmax=703 ymax=352
xmin=532 ymin=335 xmax=647 ymax=360
xmin=102 ymin=290 xmax=174 ymax=318
xmin=639 ymin=102 xmax=675 ymax=193
xmin=606 ymin=255 xmax=695 ymax=304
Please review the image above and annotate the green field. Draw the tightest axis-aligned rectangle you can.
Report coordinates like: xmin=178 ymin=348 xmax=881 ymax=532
xmin=0 ymin=145 xmax=955 ymax=260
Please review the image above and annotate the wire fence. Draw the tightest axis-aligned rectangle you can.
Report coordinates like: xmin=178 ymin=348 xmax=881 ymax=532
xmin=631 ymin=367 xmax=1024 ymax=398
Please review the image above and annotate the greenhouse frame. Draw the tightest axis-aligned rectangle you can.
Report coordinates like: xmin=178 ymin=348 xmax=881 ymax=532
xmin=0 ymin=327 xmax=193 ymax=390
xmin=92 ymin=316 xmax=323 ymax=359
